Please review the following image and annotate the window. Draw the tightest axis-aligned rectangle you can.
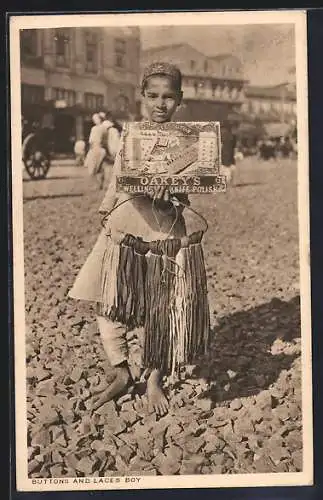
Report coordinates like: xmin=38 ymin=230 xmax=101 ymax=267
xmin=20 ymin=30 xmax=38 ymax=59
xmin=116 ymin=95 xmax=129 ymax=113
xmin=53 ymin=88 xmax=76 ymax=107
xmin=194 ymin=80 xmax=205 ymax=98
xmin=21 ymin=84 xmax=45 ymax=105
xmin=190 ymin=60 xmax=196 ymax=71
xmin=260 ymin=101 xmax=266 ymax=112
xmin=85 ymin=32 xmax=98 ymax=73
xmin=212 ymin=84 xmax=221 ymax=99
xmin=222 ymin=85 xmax=229 ymax=99
xmin=275 ymin=101 xmax=281 ymax=112
xmin=253 ymin=100 xmax=260 ymax=113
xmin=84 ymin=93 xmax=104 ymax=110
xmin=115 ymin=38 xmax=126 ymax=68
xmin=262 ymin=101 xmax=269 ymax=112
xmin=54 ymin=29 xmax=70 ymax=67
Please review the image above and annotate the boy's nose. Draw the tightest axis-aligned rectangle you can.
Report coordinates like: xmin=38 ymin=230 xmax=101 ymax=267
xmin=156 ymin=98 xmax=166 ymax=108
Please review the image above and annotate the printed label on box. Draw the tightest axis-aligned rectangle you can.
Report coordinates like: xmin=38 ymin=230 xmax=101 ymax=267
xmin=117 ymin=121 xmax=224 ymax=193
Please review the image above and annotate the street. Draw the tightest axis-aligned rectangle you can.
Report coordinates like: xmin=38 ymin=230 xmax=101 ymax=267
xmin=23 ymin=156 xmax=302 ymax=477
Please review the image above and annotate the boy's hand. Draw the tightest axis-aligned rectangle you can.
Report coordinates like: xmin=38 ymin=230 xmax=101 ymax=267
xmin=154 ymin=186 xmax=170 ymax=202
xmin=146 ymin=186 xmax=170 ymax=202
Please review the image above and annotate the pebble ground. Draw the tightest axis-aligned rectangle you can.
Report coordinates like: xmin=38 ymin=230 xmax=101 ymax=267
xmin=23 ymin=157 xmax=303 ymax=478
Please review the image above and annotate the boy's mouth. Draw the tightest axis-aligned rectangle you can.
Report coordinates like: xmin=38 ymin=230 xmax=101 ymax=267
xmin=153 ymin=113 xmax=168 ymax=122
xmin=152 ymin=115 xmax=168 ymax=123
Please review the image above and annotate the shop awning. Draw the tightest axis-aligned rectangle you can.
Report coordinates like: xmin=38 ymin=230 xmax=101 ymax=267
xmin=238 ymin=122 xmax=258 ymax=132
xmin=264 ymin=122 xmax=291 ymax=137
xmin=227 ymin=112 xmax=244 ymax=123
xmin=237 ymin=122 xmax=265 ymax=139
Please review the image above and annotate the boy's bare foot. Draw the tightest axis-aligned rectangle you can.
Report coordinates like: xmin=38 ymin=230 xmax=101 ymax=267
xmin=91 ymin=364 xmax=132 ymax=412
xmin=147 ymin=369 xmax=169 ymax=417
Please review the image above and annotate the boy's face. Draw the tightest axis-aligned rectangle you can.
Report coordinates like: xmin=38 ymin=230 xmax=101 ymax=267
xmin=143 ymin=75 xmax=182 ymax=123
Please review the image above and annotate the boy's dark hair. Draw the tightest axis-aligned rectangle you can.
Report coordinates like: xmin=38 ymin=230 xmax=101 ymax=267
xmin=141 ymin=62 xmax=182 ymax=95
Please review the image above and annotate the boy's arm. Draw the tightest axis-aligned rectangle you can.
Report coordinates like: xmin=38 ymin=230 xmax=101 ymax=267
xmin=171 ymin=193 xmax=190 ymax=217
xmin=174 ymin=193 xmax=190 ymax=207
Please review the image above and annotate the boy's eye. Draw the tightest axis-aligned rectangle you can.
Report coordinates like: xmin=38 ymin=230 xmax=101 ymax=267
xmin=146 ymin=93 xmax=176 ymax=100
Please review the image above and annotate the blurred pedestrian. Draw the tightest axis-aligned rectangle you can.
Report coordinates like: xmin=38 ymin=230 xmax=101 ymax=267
xmin=258 ymin=136 xmax=276 ymax=161
xmin=74 ymin=138 xmax=86 ymax=166
xmin=97 ymin=111 xmax=122 ymax=187
xmin=221 ymin=121 xmax=238 ymax=186
xmin=84 ymin=113 xmax=106 ymax=189
xmin=235 ymin=150 xmax=244 ymax=162
xmin=280 ymin=136 xmax=293 ymax=158
xmin=102 ymin=114 xmax=121 ymax=161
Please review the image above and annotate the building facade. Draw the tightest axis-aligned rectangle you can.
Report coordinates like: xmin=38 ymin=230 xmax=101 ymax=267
xmin=140 ymin=44 xmax=248 ymax=123
xmin=241 ymin=83 xmax=297 ymax=127
xmin=20 ymin=27 xmax=141 ymax=153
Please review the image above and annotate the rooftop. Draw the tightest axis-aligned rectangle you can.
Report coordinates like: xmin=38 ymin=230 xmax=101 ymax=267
xmin=246 ymin=84 xmax=296 ymax=100
xmin=141 ymin=43 xmax=205 ymax=58
xmin=208 ymin=53 xmax=238 ymax=61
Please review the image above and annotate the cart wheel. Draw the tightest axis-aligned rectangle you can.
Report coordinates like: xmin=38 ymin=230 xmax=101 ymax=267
xmin=24 ymin=151 xmax=51 ymax=180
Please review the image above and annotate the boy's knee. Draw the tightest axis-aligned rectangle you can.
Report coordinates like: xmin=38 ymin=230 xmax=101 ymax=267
xmin=96 ymin=315 xmax=128 ymax=367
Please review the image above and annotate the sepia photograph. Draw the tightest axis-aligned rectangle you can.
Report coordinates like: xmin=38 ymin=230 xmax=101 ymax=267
xmin=9 ymin=10 xmax=312 ymax=492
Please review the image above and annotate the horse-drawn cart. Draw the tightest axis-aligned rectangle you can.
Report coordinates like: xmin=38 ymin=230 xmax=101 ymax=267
xmin=22 ymin=128 xmax=53 ymax=180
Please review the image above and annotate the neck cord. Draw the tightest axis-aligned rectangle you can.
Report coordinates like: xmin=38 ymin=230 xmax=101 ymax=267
xmin=151 ymin=196 xmax=180 ymax=241
xmin=101 ymin=194 xmax=209 ymax=235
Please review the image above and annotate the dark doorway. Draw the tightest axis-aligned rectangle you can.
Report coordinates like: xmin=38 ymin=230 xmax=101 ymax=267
xmin=54 ymin=113 xmax=75 ymax=154
xmin=83 ymin=119 xmax=93 ymax=143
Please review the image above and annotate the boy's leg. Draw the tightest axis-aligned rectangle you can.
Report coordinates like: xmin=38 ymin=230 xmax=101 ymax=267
xmin=147 ymin=368 xmax=169 ymax=417
xmin=91 ymin=316 xmax=132 ymax=411
xmin=95 ymin=316 xmax=169 ymax=417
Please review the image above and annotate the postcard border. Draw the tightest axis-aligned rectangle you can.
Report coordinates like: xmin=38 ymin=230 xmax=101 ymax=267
xmin=9 ymin=9 xmax=313 ymax=492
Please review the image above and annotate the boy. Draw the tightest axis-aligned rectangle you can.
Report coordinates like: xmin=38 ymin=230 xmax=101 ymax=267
xmin=69 ymin=63 xmax=207 ymax=417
